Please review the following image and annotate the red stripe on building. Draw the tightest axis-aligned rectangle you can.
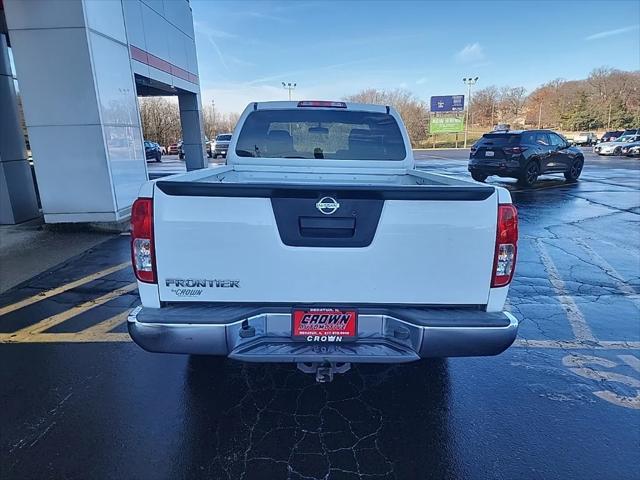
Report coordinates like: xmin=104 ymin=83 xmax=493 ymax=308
xmin=129 ymin=45 xmax=199 ymax=85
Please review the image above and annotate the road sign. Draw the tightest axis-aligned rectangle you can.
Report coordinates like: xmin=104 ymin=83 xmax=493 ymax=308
xmin=429 ymin=115 xmax=465 ymax=134
xmin=430 ymin=95 xmax=465 ymax=112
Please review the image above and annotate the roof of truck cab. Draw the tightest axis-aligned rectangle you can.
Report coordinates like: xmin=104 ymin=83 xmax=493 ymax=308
xmin=253 ymin=101 xmax=389 ymax=113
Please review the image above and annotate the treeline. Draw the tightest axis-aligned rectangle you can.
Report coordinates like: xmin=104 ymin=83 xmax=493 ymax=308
xmin=139 ymin=97 xmax=239 ymax=147
xmin=139 ymin=67 xmax=638 ymax=149
xmin=346 ymin=67 xmax=639 ymax=146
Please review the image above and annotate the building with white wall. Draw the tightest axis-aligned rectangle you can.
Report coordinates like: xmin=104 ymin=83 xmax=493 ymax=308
xmin=1 ymin=0 xmax=205 ymax=224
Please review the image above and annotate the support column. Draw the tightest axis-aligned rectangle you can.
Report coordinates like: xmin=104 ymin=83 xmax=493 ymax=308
xmin=5 ymin=0 xmax=148 ymax=223
xmin=178 ymin=91 xmax=206 ymax=171
xmin=0 ymin=33 xmax=39 ymax=224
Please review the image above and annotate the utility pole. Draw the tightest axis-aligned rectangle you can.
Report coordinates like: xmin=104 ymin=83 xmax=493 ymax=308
xmin=462 ymin=77 xmax=478 ymax=148
xmin=607 ymin=101 xmax=612 ymax=129
xmin=538 ymin=102 xmax=542 ymax=128
xmin=210 ymin=99 xmax=216 ymax=138
xmin=282 ymin=82 xmax=296 ymax=101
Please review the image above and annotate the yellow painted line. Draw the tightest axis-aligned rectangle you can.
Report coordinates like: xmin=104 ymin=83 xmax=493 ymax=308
xmin=80 ymin=310 xmax=129 ymax=336
xmin=0 ymin=332 xmax=132 ymax=343
xmin=0 ymin=262 xmax=130 ymax=317
xmin=3 ymin=283 xmax=137 ymax=341
xmin=535 ymin=240 xmax=596 ymax=342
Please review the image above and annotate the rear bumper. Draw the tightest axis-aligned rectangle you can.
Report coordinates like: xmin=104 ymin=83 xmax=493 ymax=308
xmin=128 ymin=305 xmax=518 ymax=362
xmin=468 ymin=164 xmax=522 ymax=177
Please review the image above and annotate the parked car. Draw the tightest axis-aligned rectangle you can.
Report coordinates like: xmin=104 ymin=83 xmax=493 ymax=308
xmin=167 ymin=142 xmax=180 ymax=155
xmin=468 ymin=129 xmax=585 ymax=187
xmin=144 ymin=141 xmax=162 ymax=162
xmin=573 ymin=132 xmax=597 ymax=146
xmin=597 ymin=130 xmax=624 ymax=144
xmin=594 ymin=134 xmax=640 ymax=155
xmin=621 ymin=141 xmax=640 ymax=157
xmin=213 ymin=133 xmax=232 ymax=158
xmin=128 ymin=100 xmax=519 ymax=383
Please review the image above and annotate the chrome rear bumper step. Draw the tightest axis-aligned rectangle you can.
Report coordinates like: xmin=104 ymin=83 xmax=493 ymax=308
xmin=228 ymin=338 xmax=420 ymax=363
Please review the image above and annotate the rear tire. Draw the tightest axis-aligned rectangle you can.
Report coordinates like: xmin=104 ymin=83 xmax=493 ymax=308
xmin=564 ymin=158 xmax=584 ymax=182
xmin=518 ymin=160 xmax=539 ymax=187
xmin=471 ymin=172 xmax=487 ymax=182
xmin=155 ymin=153 xmax=162 ymax=162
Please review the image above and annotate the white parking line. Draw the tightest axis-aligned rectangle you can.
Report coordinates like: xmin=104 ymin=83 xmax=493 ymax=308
xmin=574 ymin=238 xmax=640 ymax=301
xmin=515 ymin=339 xmax=640 ymax=349
xmin=535 ymin=240 xmax=596 ymax=342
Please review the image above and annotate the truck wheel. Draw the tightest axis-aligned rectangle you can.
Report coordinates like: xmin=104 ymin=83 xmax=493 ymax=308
xmin=471 ymin=172 xmax=487 ymax=182
xmin=179 ymin=153 xmax=185 ymax=160
xmin=564 ymin=159 xmax=584 ymax=182
xmin=519 ymin=161 xmax=539 ymax=187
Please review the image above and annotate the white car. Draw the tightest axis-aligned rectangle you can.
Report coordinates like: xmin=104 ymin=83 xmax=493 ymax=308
xmin=594 ymin=134 xmax=640 ymax=155
xmin=621 ymin=142 xmax=640 ymax=157
xmin=573 ymin=132 xmax=597 ymax=146
xmin=127 ymin=101 xmax=519 ymax=382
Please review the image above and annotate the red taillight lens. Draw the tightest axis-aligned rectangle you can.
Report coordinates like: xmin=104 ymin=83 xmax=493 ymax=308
xmin=504 ymin=146 xmax=527 ymax=155
xmin=492 ymin=204 xmax=518 ymax=287
xmin=131 ymin=198 xmax=156 ymax=283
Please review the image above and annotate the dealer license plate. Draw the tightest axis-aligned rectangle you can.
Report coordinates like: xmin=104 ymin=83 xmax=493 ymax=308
xmin=292 ymin=308 xmax=357 ymax=342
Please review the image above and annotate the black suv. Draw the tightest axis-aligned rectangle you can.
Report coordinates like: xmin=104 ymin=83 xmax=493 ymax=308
xmin=144 ymin=141 xmax=162 ymax=162
xmin=468 ymin=130 xmax=585 ymax=187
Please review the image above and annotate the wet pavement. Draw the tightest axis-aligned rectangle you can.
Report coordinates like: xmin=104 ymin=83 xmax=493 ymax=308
xmin=1 ymin=149 xmax=639 ymax=479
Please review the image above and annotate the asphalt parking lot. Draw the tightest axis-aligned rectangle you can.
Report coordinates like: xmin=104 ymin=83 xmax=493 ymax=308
xmin=1 ymin=148 xmax=639 ymax=479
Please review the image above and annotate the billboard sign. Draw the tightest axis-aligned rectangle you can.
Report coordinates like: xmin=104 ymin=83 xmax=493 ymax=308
xmin=430 ymin=95 xmax=465 ymax=112
xmin=429 ymin=115 xmax=465 ymax=134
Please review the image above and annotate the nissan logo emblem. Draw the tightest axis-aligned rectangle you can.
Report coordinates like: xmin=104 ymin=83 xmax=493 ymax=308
xmin=316 ymin=196 xmax=340 ymax=215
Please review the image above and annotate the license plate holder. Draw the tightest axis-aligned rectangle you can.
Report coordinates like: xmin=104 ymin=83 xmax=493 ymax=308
xmin=485 ymin=150 xmax=495 ymax=157
xmin=292 ymin=308 xmax=358 ymax=342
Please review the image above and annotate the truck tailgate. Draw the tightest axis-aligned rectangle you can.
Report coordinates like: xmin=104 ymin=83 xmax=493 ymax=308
xmin=153 ymin=182 xmax=497 ymax=305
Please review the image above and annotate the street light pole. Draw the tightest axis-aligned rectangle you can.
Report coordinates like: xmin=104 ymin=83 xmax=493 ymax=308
xmin=282 ymin=82 xmax=297 ymax=101
xmin=462 ymin=76 xmax=478 ymax=148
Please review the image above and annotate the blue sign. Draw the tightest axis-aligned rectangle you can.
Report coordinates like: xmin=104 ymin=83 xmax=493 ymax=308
xmin=430 ymin=95 xmax=465 ymax=112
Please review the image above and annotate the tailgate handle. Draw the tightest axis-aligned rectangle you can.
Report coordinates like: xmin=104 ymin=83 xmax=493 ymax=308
xmin=299 ymin=217 xmax=355 ymax=238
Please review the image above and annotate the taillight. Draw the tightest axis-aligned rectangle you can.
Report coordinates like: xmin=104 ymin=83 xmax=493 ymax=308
xmin=131 ymin=198 xmax=156 ymax=283
xmin=504 ymin=146 xmax=527 ymax=155
xmin=492 ymin=204 xmax=518 ymax=287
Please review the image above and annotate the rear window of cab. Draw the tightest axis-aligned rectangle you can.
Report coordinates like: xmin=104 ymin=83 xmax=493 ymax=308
xmin=235 ymin=109 xmax=406 ymax=160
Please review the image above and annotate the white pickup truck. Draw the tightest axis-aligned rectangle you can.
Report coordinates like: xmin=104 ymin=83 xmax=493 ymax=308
xmin=128 ymin=101 xmax=519 ymax=382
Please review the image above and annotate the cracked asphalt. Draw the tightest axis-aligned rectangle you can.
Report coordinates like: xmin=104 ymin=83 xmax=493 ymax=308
xmin=1 ymin=148 xmax=639 ymax=479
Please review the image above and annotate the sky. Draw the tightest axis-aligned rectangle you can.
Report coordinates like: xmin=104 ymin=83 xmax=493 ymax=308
xmin=191 ymin=0 xmax=640 ymax=114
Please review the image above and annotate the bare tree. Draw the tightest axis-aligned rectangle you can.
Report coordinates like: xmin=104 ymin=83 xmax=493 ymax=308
xmin=470 ymin=86 xmax=500 ymax=127
xmin=139 ymin=97 xmax=181 ymax=147
xmin=344 ymin=89 xmax=428 ymax=145
xmin=498 ymin=87 xmax=527 ymax=125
